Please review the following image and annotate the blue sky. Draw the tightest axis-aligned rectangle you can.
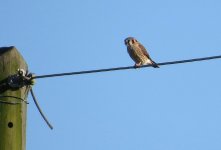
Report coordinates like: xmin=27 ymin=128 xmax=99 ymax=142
xmin=1 ymin=0 xmax=221 ymax=150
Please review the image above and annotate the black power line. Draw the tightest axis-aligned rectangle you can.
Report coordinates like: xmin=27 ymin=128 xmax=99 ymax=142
xmin=32 ymin=55 xmax=221 ymax=79
xmin=30 ymin=88 xmax=53 ymax=130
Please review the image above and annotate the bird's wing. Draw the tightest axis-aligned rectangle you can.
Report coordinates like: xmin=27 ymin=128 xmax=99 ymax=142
xmin=138 ymin=43 xmax=159 ymax=67
xmin=138 ymin=43 xmax=151 ymax=59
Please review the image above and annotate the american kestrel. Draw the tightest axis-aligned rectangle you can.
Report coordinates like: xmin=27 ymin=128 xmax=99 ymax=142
xmin=124 ymin=37 xmax=159 ymax=68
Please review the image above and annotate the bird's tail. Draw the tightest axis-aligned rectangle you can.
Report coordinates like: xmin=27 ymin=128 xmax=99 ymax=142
xmin=151 ymin=60 xmax=159 ymax=68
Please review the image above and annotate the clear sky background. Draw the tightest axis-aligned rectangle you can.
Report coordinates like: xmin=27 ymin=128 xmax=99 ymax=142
xmin=1 ymin=0 xmax=221 ymax=150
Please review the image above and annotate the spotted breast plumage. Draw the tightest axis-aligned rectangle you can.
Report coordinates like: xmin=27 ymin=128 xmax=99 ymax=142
xmin=124 ymin=37 xmax=159 ymax=68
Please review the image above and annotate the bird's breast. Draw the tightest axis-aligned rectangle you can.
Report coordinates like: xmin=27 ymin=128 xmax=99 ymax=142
xmin=127 ymin=45 xmax=148 ymax=64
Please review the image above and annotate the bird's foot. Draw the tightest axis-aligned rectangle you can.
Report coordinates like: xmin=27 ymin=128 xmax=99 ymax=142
xmin=134 ymin=63 xmax=141 ymax=69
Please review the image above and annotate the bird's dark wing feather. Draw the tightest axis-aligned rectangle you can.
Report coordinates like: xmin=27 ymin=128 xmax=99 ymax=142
xmin=137 ymin=44 xmax=151 ymax=59
xmin=138 ymin=43 xmax=160 ymax=68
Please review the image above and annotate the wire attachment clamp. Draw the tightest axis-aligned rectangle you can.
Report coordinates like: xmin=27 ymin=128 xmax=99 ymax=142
xmin=7 ymin=69 xmax=35 ymax=89
xmin=0 ymin=69 xmax=53 ymax=129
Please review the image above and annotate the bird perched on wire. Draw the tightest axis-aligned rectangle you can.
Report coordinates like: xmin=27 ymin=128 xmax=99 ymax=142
xmin=124 ymin=37 xmax=159 ymax=68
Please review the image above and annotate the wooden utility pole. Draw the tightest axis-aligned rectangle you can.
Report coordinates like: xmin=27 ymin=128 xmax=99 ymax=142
xmin=0 ymin=47 xmax=29 ymax=150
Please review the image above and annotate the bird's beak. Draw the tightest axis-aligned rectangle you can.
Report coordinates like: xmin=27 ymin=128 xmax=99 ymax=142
xmin=125 ymin=40 xmax=128 ymax=46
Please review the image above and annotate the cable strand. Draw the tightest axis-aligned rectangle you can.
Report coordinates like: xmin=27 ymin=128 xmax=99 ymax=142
xmin=32 ymin=55 xmax=221 ymax=79
xmin=30 ymin=88 xmax=53 ymax=130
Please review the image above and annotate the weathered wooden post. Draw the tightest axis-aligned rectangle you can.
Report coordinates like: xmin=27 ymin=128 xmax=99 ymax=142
xmin=0 ymin=47 xmax=29 ymax=150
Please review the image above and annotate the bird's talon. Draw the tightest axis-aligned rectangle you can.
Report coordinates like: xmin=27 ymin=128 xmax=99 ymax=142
xmin=134 ymin=63 xmax=141 ymax=69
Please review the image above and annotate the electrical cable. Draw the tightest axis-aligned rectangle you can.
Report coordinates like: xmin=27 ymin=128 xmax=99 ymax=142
xmin=32 ymin=55 xmax=221 ymax=79
xmin=30 ymin=88 xmax=53 ymax=130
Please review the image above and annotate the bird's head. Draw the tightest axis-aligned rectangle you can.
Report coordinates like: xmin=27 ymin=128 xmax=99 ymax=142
xmin=124 ymin=37 xmax=138 ymax=46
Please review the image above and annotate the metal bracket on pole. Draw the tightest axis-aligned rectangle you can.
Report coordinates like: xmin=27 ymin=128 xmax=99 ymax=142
xmin=7 ymin=69 xmax=34 ymax=89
